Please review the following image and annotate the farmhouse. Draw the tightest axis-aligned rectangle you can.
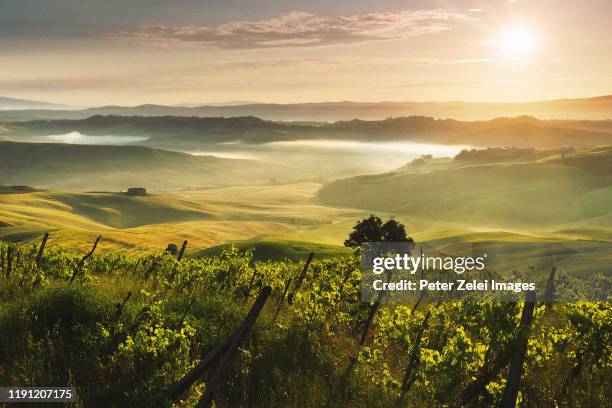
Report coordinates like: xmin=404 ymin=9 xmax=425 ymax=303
xmin=126 ymin=187 xmax=147 ymax=196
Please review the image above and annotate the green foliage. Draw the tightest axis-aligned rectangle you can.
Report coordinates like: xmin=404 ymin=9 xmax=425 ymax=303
xmin=0 ymin=240 xmax=609 ymax=407
xmin=344 ymin=215 xmax=413 ymax=247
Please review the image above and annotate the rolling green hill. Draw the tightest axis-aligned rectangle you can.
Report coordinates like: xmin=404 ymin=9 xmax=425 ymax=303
xmin=317 ymin=146 xmax=612 ymax=231
xmin=315 ymin=147 xmax=612 ymax=276
xmin=395 ymin=147 xmax=563 ymax=173
xmin=197 ymin=238 xmax=350 ymax=261
xmin=0 ymin=183 xmax=365 ymax=256
xmin=3 ymin=115 xmax=298 ymax=144
xmin=0 ymin=141 xmax=289 ymax=191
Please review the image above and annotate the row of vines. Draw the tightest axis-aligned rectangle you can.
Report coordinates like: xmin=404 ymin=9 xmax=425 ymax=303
xmin=0 ymin=236 xmax=610 ymax=407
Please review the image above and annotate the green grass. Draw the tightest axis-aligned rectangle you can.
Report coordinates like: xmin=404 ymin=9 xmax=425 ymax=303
xmin=0 ymin=241 xmax=608 ymax=407
xmin=198 ymin=238 xmax=351 ymax=261
xmin=43 ymin=192 xmax=214 ymax=229
xmin=2 ymin=146 xmax=611 ymax=261
xmin=317 ymin=151 xmax=612 ymax=231
xmin=0 ymin=183 xmax=366 ymax=257
xmin=0 ymin=141 xmax=290 ymax=191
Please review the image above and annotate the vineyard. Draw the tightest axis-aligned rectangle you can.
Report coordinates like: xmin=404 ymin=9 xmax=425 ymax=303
xmin=0 ymin=236 xmax=610 ymax=407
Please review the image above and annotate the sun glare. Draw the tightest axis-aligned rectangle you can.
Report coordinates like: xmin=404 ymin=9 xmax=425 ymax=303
xmin=499 ymin=26 xmax=537 ymax=59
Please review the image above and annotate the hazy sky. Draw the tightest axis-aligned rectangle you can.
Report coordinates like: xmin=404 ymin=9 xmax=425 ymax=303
xmin=1 ymin=0 xmax=611 ymax=106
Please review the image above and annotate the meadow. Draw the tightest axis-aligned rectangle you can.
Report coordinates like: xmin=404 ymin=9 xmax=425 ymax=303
xmin=0 ymin=183 xmax=361 ymax=257
xmin=2 ymin=145 xmax=611 ymax=272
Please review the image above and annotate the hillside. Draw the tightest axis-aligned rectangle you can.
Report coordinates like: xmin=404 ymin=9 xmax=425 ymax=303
xmin=0 ymin=96 xmax=66 ymax=110
xmin=1 ymin=95 xmax=612 ymax=121
xmin=0 ymin=183 xmax=362 ymax=254
xmin=539 ymin=144 xmax=612 ymax=173
xmin=320 ymin=116 xmax=612 ymax=148
xmin=4 ymin=115 xmax=612 ymax=150
xmin=3 ymin=115 xmax=300 ymax=145
xmin=0 ymin=141 xmax=287 ymax=191
xmin=316 ymin=146 xmax=612 ymax=231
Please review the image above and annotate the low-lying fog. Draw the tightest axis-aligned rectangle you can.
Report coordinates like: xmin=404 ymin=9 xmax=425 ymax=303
xmin=46 ymin=131 xmax=148 ymax=145
xmin=188 ymin=139 xmax=470 ymax=174
xmin=26 ymin=131 xmax=470 ymax=178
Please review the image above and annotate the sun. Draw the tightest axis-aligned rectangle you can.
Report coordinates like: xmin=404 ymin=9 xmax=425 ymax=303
xmin=499 ymin=26 xmax=537 ymax=59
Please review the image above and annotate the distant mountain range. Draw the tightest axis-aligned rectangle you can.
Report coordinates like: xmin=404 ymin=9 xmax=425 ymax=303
xmin=1 ymin=95 xmax=611 ymax=121
xmin=0 ymin=97 xmax=67 ymax=110
xmin=5 ymin=114 xmax=612 ymax=150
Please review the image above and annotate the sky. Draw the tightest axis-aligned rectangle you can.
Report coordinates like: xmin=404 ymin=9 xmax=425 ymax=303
xmin=0 ymin=0 xmax=611 ymax=106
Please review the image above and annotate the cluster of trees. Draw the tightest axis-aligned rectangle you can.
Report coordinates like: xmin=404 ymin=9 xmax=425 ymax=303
xmin=344 ymin=215 xmax=412 ymax=248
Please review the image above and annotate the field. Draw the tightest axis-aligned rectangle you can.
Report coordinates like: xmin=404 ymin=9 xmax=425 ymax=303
xmin=0 ymin=183 xmax=364 ymax=257
xmin=0 ymin=129 xmax=610 ymax=408
xmin=2 ymin=146 xmax=611 ymax=272
xmin=0 ymin=141 xmax=297 ymax=191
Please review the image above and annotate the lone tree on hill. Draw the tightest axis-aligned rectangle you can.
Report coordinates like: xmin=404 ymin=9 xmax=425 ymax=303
xmin=344 ymin=215 xmax=413 ymax=247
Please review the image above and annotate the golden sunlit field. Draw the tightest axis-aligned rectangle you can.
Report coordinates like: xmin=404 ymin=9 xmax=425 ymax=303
xmin=0 ymin=183 xmax=364 ymax=256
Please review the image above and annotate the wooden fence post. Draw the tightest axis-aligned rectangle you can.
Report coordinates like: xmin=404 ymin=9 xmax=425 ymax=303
xmin=358 ymin=270 xmax=393 ymax=347
xmin=272 ymin=277 xmax=293 ymax=322
xmin=167 ymin=335 xmax=235 ymax=401
xmin=542 ymin=266 xmax=556 ymax=309
xmin=114 ymin=291 xmax=133 ymax=320
xmin=461 ymin=291 xmax=536 ymax=406
xmin=197 ymin=286 xmax=272 ymax=408
xmin=125 ymin=259 xmax=140 ymax=277
xmin=411 ymin=291 xmax=425 ymax=313
xmin=169 ymin=240 xmax=188 ymax=283
xmin=5 ymin=245 xmax=12 ymax=278
xmin=500 ymin=290 xmax=537 ymax=408
xmin=144 ymin=257 xmax=158 ymax=281
xmin=359 ymin=290 xmax=385 ymax=347
xmin=70 ymin=235 xmax=101 ymax=283
xmin=243 ymin=267 xmax=259 ymax=303
xmin=177 ymin=240 xmax=187 ymax=261
xmin=287 ymin=252 xmax=314 ymax=305
xmin=398 ymin=310 xmax=432 ymax=405
xmin=35 ymin=232 xmax=49 ymax=267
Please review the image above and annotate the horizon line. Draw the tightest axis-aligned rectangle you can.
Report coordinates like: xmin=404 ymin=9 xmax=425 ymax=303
xmin=2 ymin=94 xmax=612 ymax=111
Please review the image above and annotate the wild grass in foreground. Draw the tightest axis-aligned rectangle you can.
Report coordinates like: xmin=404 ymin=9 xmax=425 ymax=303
xmin=0 ymin=240 xmax=609 ymax=407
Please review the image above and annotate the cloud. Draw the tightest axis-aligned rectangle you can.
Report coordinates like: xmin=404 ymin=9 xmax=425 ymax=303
xmin=108 ymin=10 xmax=470 ymax=49
xmin=381 ymin=80 xmax=485 ymax=89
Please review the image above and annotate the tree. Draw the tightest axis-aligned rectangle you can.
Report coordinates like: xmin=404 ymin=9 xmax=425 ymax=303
xmin=344 ymin=215 xmax=413 ymax=248
xmin=382 ymin=219 xmax=409 ymax=242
